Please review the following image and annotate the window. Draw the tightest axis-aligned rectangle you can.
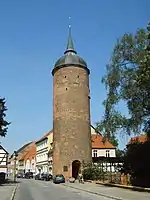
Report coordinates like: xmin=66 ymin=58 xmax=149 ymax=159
xmin=66 ymin=88 xmax=67 ymax=91
xmin=106 ymin=150 xmax=110 ymax=157
xmin=88 ymin=88 xmax=91 ymax=99
xmin=65 ymin=76 xmax=66 ymax=78
xmin=63 ymin=166 xmax=68 ymax=172
xmin=93 ymin=150 xmax=97 ymax=157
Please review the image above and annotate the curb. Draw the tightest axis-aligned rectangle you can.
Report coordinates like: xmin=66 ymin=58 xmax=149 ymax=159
xmin=62 ymin=183 xmax=123 ymax=200
xmin=10 ymin=183 xmax=18 ymax=200
xmin=95 ymin=182 xmax=150 ymax=193
xmin=85 ymin=180 xmax=150 ymax=193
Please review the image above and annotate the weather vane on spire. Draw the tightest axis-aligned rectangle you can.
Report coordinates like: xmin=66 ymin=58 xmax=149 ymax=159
xmin=64 ymin=16 xmax=76 ymax=54
xmin=68 ymin=16 xmax=72 ymax=38
xmin=69 ymin=16 xmax=71 ymax=28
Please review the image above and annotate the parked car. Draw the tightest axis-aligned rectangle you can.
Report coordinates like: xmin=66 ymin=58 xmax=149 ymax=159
xmin=35 ymin=173 xmax=42 ymax=180
xmin=41 ymin=173 xmax=52 ymax=181
xmin=25 ymin=172 xmax=33 ymax=179
xmin=16 ymin=173 xmax=24 ymax=178
xmin=53 ymin=174 xmax=65 ymax=184
xmin=0 ymin=172 xmax=6 ymax=183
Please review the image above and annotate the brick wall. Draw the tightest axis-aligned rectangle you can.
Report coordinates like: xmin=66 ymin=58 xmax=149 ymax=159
xmin=53 ymin=66 xmax=92 ymax=178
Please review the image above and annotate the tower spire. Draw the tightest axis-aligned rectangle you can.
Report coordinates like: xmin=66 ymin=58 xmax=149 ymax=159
xmin=64 ymin=17 xmax=77 ymax=54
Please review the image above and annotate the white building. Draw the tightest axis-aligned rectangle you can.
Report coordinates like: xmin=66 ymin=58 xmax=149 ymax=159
xmin=47 ymin=131 xmax=53 ymax=175
xmin=35 ymin=131 xmax=52 ymax=174
xmin=91 ymin=125 xmax=117 ymax=172
xmin=91 ymin=125 xmax=116 ymax=158
xmin=0 ymin=145 xmax=8 ymax=176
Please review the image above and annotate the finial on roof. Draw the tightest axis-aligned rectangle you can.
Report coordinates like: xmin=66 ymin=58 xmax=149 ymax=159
xmin=64 ymin=17 xmax=77 ymax=54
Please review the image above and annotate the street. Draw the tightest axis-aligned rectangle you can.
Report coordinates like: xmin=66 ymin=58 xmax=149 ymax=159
xmin=13 ymin=179 xmax=150 ymax=200
xmin=14 ymin=179 xmax=110 ymax=200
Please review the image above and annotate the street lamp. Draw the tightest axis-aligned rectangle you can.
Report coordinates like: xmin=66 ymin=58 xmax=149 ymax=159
xmin=13 ymin=151 xmax=18 ymax=182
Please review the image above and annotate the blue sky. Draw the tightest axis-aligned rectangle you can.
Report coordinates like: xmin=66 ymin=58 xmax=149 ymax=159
xmin=0 ymin=0 xmax=149 ymax=153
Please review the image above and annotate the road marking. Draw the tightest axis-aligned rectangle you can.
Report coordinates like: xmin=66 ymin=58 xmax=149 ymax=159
xmin=43 ymin=185 xmax=48 ymax=188
xmin=10 ymin=183 xmax=18 ymax=200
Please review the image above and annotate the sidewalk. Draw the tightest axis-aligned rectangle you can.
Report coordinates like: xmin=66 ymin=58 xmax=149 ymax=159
xmin=86 ymin=180 xmax=150 ymax=193
xmin=62 ymin=181 xmax=150 ymax=200
xmin=0 ymin=179 xmax=18 ymax=200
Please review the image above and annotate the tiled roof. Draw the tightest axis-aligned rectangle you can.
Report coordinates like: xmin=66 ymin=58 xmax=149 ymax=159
xmin=19 ymin=142 xmax=36 ymax=161
xmin=16 ymin=142 xmax=32 ymax=154
xmin=91 ymin=134 xmax=115 ymax=149
xmin=18 ymin=142 xmax=34 ymax=160
xmin=128 ymin=135 xmax=148 ymax=144
xmin=35 ymin=130 xmax=53 ymax=144
xmin=22 ymin=143 xmax=36 ymax=161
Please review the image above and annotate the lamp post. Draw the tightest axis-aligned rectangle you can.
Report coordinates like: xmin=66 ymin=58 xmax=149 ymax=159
xmin=13 ymin=151 xmax=18 ymax=182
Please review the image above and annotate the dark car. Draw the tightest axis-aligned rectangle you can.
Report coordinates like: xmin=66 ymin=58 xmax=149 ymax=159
xmin=0 ymin=172 xmax=6 ymax=183
xmin=35 ymin=173 xmax=41 ymax=180
xmin=25 ymin=172 xmax=33 ymax=179
xmin=41 ymin=173 xmax=52 ymax=181
xmin=53 ymin=174 xmax=65 ymax=184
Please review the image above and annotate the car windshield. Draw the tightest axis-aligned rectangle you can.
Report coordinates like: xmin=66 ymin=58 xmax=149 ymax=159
xmin=56 ymin=174 xmax=63 ymax=177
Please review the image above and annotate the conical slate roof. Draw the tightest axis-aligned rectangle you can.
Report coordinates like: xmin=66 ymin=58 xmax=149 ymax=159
xmin=52 ymin=26 xmax=89 ymax=75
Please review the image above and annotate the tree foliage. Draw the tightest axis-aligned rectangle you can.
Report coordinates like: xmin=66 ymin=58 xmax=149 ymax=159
xmin=0 ymin=98 xmax=10 ymax=137
xmin=82 ymin=162 xmax=103 ymax=180
xmin=96 ymin=22 xmax=150 ymax=138
xmin=122 ymin=139 xmax=150 ymax=187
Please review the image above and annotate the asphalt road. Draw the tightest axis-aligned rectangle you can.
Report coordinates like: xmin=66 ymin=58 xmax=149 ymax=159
xmin=14 ymin=179 xmax=150 ymax=200
xmin=14 ymin=179 xmax=113 ymax=200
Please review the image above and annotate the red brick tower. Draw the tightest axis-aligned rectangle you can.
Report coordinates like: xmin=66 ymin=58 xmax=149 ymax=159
xmin=52 ymin=26 xmax=92 ymax=179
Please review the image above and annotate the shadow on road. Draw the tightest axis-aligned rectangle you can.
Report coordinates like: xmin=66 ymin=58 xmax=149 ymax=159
xmin=0 ymin=179 xmax=20 ymax=186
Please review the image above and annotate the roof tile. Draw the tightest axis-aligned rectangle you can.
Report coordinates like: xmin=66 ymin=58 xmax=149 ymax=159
xmin=91 ymin=134 xmax=115 ymax=149
xmin=128 ymin=135 xmax=148 ymax=144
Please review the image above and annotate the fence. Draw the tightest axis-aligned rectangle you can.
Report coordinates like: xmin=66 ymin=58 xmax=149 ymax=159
xmin=83 ymin=157 xmax=131 ymax=186
xmin=96 ymin=172 xmax=131 ymax=185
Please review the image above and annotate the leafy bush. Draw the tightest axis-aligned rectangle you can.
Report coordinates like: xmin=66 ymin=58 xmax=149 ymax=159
xmin=82 ymin=163 xmax=103 ymax=180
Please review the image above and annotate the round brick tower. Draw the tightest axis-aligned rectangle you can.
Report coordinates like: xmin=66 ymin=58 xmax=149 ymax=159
xmin=52 ymin=26 xmax=92 ymax=179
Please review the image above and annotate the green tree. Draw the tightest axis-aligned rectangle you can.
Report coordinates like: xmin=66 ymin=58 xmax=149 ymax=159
xmin=122 ymin=140 xmax=150 ymax=187
xmin=96 ymin=22 xmax=150 ymax=138
xmin=82 ymin=162 xmax=103 ymax=181
xmin=0 ymin=98 xmax=10 ymax=137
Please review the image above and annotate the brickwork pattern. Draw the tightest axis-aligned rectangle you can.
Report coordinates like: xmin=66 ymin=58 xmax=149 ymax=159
xmin=53 ymin=66 xmax=92 ymax=178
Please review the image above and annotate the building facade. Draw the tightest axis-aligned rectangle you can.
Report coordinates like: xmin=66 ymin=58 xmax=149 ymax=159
xmin=91 ymin=126 xmax=117 ymax=172
xmin=91 ymin=125 xmax=116 ymax=158
xmin=52 ymin=27 xmax=92 ymax=179
xmin=35 ymin=131 xmax=52 ymax=174
xmin=8 ymin=142 xmax=33 ymax=175
xmin=19 ymin=142 xmax=36 ymax=174
xmin=0 ymin=145 xmax=8 ymax=176
xmin=47 ymin=131 xmax=53 ymax=175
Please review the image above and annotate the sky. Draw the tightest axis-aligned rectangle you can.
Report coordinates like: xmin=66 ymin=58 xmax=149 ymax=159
xmin=0 ymin=0 xmax=149 ymax=153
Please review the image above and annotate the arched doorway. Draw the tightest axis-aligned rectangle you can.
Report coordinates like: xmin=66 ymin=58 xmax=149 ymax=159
xmin=72 ymin=160 xmax=81 ymax=179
